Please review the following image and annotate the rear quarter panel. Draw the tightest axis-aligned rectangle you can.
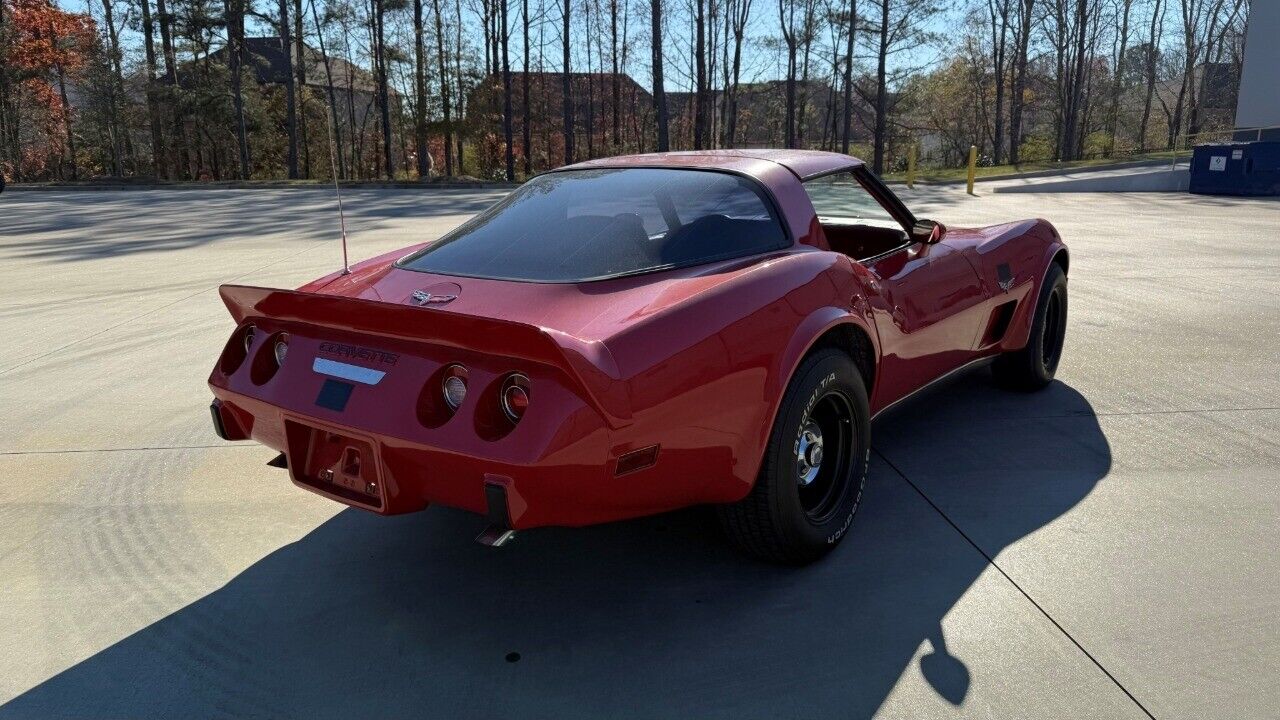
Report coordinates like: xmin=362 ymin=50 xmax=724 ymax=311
xmin=600 ymin=249 xmax=878 ymax=506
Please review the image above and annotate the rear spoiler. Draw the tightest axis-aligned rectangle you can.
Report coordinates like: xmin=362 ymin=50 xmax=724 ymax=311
xmin=219 ymin=284 xmax=632 ymax=429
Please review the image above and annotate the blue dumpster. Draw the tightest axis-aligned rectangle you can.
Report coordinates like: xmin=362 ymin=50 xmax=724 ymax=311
xmin=1189 ymin=141 xmax=1280 ymax=196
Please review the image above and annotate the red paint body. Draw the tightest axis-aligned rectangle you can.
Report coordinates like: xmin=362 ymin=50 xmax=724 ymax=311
xmin=208 ymin=150 xmax=1066 ymax=527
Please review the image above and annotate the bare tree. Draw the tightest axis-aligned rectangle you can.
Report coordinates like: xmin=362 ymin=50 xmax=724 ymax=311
xmin=502 ymin=0 xmax=515 ymax=179
xmin=155 ymin=0 xmax=189 ymax=177
xmin=1007 ymin=0 xmax=1033 ymax=163
xmin=432 ymin=0 xmax=455 ymax=174
xmin=522 ymin=0 xmax=533 ymax=173
xmin=308 ymin=0 xmax=346 ymax=178
xmin=652 ymin=0 xmax=669 ymax=150
xmin=1138 ymin=0 xmax=1165 ymax=151
xmin=278 ymin=0 xmax=300 ymax=178
xmin=224 ymin=0 xmax=251 ymax=177
xmin=454 ymin=0 xmax=466 ymax=173
xmin=414 ymin=0 xmax=431 ymax=178
xmin=295 ymin=0 xmax=311 ymax=177
xmin=987 ymin=0 xmax=1011 ymax=163
xmin=780 ymin=0 xmax=800 ymax=147
xmin=561 ymin=0 xmax=574 ymax=163
xmin=138 ymin=0 xmax=165 ymax=177
xmin=98 ymin=0 xmax=128 ymax=174
xmin=840 ymin=0 xmax=855 ymax=153
xmin=723 ymin=0 xmax=750 ymax=147
xmin=610 ymin=0 xmax=620 ymax=146
xmin=1104 ymin=0 xmax=1134 ymax=155
xmin=693 ymin=0 xmax=707 ymax=148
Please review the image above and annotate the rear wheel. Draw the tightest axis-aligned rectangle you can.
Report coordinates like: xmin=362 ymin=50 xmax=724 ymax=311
xmin=717 ymin=349 xmax=870 ymax=564
xmin=993 ymin=263 xmax=1068 ymax=391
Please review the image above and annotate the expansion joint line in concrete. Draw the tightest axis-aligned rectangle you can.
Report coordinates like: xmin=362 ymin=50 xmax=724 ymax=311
xmin=872 ymin=447 xmax=1158 ymax=720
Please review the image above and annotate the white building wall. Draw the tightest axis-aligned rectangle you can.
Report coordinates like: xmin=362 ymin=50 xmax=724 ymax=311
xmin=1235 ymin=1 xmax=1280 ymax=131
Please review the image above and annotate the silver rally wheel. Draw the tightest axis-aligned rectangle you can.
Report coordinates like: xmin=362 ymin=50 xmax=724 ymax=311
xmin=796 ymin=420 xmax=824 ymax=487
xmin=717 ymin=348 xmax=870 ymax=564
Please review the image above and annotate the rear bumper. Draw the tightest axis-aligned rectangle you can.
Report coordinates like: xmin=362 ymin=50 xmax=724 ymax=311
xmin=209 ymin=392 xmax=644 ymax=529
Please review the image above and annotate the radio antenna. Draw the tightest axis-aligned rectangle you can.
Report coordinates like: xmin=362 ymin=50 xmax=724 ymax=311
xmin=321 ymin=100 xmax=351 ymax=275
xmin=310 ymin=0 xmax=350 ymax=275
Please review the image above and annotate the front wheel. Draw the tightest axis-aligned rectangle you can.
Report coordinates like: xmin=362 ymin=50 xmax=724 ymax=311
xmin=993 ymin=263 xmax=1068 ymax=391
xmin=717 ymin=349 xmax=871 ymax=564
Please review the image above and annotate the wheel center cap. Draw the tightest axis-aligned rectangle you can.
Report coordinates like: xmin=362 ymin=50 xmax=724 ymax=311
xmin=796 ymin=421 xmax=824 ymax=486
xmin=807 ymin=442 xmax=823 ymax=467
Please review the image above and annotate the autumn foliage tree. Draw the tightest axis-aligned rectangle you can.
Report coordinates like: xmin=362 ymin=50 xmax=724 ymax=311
xmin=0 ymin=0 xmax=97 ymax=180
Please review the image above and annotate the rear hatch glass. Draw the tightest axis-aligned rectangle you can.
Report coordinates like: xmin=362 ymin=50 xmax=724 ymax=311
xmin=397 ymin=168 xmax=789 ymax=282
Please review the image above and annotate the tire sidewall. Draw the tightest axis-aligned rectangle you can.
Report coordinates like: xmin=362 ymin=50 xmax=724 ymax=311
xmin=770 ymin=350 xmax=871 ymax=552
xmin=1032 ymin=266 xmax=1068 ymax=382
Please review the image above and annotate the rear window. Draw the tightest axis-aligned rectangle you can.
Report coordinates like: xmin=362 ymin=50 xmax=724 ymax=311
xmin=397 ymin=168 xmax=789 ymax=282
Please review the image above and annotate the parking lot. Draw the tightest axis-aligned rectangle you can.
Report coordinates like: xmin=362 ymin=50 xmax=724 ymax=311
xmin=0 ymin=184 xmax=1277 ymax=719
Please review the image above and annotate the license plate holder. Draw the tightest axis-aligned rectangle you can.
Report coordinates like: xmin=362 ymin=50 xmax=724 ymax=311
xmin=283 ymin=419 xmax=384 ymax=509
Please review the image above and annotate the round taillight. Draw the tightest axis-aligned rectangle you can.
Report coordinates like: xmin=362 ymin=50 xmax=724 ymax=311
xmin=273 ymin=335 xmax=289 ymax=365
xmin=243 ymin=324 xmax=256 ymax=353
xmin=500 ymin=374 xmax=530 ymax=423
xmin=441 ymin=364 xmax=468 ymax=409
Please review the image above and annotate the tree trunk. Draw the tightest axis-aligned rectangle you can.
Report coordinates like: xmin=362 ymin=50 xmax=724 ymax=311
xmin=780 ymin=0 xmax=797 ymax=149
xmin=295 ymin=0 xmax=310 ymax=177
xmin=141 ymin=0 xmax=167 ymax=177
xmin=562 ymin=0 xmax=574 ymax=164
xmin=725 ymin=0 xmax=748 ymax=148
xmin=989 ymin=0 xmax=1009 ymax=164
xmin=432 ymin=0 xmax=454 ymax=175
xmin=156 ymin=0 xmax=188 ymax=177
xmin=693 ymin=0 xmax=707 ymax=149
xmin=840 ymin=0 xmax=855 ymax=154
xmin=54 ymin=57 xmax=77 ymax=180
xmin=872 ymin=0 xmax=888 ymax=172
xmin=374 ymin=0 xmax=394 ymax=178
xmin=1139 ymin=0 xmax=1163 ymax=152
xmin=309 ymin=0 xmax=347 ymax=178
xmin=454 ymin=0 xmax=466 ymax=174
xmin=1007 ymin=0 xmax=1033 ymax=164
xmin=614 ymin=0 xmax=624 ymax=144
xmin=413 ymin=0 xmax=431 ymax=178
xmin=100 ymin=0 xmax=127 ymax=175
xmin=278 ymin=0 xmax=300 ymax=179
xmin=502 ymin=0 xmax=515 ymax=179
xmin=651 ymin=0 xmax=669 ymax=151
xmin=522 ymin=0 xmax=532 ymax=173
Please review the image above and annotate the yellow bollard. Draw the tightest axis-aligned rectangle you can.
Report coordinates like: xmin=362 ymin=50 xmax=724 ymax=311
xmin=907 ymin=145 xmax=917 ymax=189
xmin=966 ymin=145 xmax=977 ymax=195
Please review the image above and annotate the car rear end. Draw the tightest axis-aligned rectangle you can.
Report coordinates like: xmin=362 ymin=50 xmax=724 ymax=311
xmin=208 ymin=285 xmax=631 ymax=529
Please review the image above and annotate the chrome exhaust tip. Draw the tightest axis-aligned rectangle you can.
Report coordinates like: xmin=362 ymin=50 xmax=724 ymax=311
xmin=476 ymin=526 xmax=517 ymax=547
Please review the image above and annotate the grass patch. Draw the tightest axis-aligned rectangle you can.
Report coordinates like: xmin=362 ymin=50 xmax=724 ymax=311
xmin=883 ymin=150 xmax=1182 ymax=183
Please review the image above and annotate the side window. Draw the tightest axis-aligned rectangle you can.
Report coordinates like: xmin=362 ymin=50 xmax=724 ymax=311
xmin=803 ymin=171 xmax=902 ymax=229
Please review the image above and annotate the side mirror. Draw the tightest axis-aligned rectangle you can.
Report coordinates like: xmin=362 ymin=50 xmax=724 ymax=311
xmin=912 ymin=219 xmax=945 ymax=244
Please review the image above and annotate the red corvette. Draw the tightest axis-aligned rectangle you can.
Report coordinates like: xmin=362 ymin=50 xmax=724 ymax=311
xmin=209 ymin=150 xmax=1068 ymax=563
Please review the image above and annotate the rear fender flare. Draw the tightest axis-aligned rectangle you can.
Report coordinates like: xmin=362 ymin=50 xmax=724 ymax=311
xmin=742 ymin=306 xmax=879 ymax=487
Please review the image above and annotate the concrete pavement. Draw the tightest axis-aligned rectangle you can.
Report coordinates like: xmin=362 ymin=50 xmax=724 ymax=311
xmin=0 ymin=186 xmax=1276 ymax=718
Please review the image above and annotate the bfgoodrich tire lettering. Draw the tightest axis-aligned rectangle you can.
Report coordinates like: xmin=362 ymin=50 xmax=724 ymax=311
xmin=717 ymin=348 xmax=871 ymax=564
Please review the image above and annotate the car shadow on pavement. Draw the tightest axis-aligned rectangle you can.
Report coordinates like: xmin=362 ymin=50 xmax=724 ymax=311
xmin=0 ymin=375 xmax=1110 ymax=719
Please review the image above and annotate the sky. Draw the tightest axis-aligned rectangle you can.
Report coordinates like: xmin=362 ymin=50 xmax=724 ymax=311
xmin=59 ymin=0 xmax=963 ymax=91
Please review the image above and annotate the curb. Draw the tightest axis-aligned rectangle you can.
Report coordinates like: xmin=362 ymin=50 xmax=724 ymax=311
xmin=884 ymin=157 xmax=1185 ymax=187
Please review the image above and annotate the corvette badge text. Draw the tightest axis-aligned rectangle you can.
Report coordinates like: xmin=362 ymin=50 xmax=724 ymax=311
xmin=317 ymin=342 xmax=399 ymax=366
